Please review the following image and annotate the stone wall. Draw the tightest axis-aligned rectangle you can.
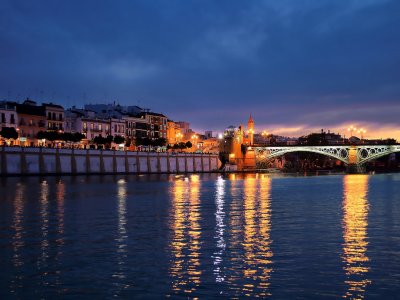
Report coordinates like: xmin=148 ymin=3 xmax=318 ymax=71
xmin=0 ymin=147 xmax=221 ymax=176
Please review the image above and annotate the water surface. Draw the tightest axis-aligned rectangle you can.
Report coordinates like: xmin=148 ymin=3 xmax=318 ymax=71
xmin=1 ymin=173 xmax=400 ymax=299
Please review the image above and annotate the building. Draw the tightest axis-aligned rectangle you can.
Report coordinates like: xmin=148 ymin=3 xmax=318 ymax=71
xmin=110 ymin=118 xmax=126 ymax=138
xmin=16 ymin=99 xmax=46 ymax=146
xmin=85 ymin=103 xmax=144 ymax=116
xmin=0 ymin=101 xmax=18 ymax=130
xmin=65 ymin=109 xmax=110 ymax=142
xmin=246 ymin=114 xmax=254 ymax=145
xmin=167 ymin=120 xmax=181 ymax=144
xmin=202 ymin=137 xmax=220 ymax=153
xmin=0 ymin=101 xmax=18 ymax=145
xmin=43 ymin=103 xmax=65 ymax=132
xmin=176 ymin=121 xmax=190 ymax=134
xmin=139 ymin=112 xmax=168 ymax=140
xmin=205 ymin=131 xmax=213 ymax=139
xmin=298 ymin=129 xmax=344 ymax=146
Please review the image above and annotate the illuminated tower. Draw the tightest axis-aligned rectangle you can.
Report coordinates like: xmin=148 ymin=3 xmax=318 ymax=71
xmin=248 ymin=114 xmax=254 ymax=145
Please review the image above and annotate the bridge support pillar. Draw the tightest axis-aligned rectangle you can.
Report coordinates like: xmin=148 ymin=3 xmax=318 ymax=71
xmin=346 ymin=164 xmax=366 ymax=174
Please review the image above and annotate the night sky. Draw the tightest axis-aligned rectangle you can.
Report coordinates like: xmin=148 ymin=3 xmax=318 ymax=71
xmin=1 ymin=0 xmax=400 ymax=138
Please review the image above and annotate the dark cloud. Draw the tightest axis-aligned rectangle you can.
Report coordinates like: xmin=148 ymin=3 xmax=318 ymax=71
xmin=1 ymin=0 xmax=399 ymax=136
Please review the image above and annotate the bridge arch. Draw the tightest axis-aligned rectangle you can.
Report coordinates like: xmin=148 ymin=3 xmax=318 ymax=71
xmin=255 ymin=146 xmax=350 ymax=166
xmin=357 ymin=145 xmax=400 ymax=165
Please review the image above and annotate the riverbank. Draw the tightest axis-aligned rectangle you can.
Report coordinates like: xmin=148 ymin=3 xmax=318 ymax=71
xmin=0 ymin=146 xmax=220 ymax=176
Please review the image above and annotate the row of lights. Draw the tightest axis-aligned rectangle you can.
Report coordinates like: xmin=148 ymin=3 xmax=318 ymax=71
xmin=347 ymin=125 xmax=366 ymax=139
xmin=175 ymin=132 xmax=198 ymax=147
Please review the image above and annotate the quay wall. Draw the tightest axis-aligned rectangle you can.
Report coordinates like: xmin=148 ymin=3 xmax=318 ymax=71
xmin=0 ymin=147 xmax=221 ymax=176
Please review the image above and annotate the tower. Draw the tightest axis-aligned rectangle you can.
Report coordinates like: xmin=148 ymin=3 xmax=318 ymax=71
xmin=247 ymin=114 xmax=254 ymax=145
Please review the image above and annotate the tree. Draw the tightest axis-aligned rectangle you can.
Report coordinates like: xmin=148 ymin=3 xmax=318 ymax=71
xmin=72 ymin=132 xmax=85 ymax=142
xmin=0 ymin=127 xmax=18 ymax=140
xmin=135 ymin=137 xmax=152 ymax=146
xmin=93 ymin=135 xmax=107 ymax=145
xmin=153 ymin=138 xmax=167 ymax=147
xmin=125 ymin=138 xmax=131 ymax=147
xmin=386 ymin=138 xmax=397 ymax=145
xmin=36 ymin=130 xmax=61 ymax=141
xmin=61 ymin=132 xmax=85 ymax=142
xmin=185 ymin=141 xmax=192 ymax=149
xmin=113 ymin=135 xmax=125 ymax=145
xmin=178 ymin=142 xmax=187 ymax=150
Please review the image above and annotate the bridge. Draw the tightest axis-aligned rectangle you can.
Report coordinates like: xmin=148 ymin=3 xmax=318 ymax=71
xmin=254 ymin=145 xmax=400 ymax=172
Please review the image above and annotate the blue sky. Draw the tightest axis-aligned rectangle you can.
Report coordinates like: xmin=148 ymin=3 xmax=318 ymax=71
xmin=1 ymin=0 xmax=400 ymax=138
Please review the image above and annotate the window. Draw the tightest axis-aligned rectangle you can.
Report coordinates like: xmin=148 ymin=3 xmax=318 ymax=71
xmin=99 ymin=124 xmax=102 ymax=131
xmin=59 ymin=113 xmax=62 ymax=121
xmin=91 ymin=123 xmax=94 ymax=130
xmin=1 ymin=113 xmax=5 ymax=123
xmin=48 ymin=112 xmax=51 ymax=120
xmin=52 ymin=112 xmax=56 ymax=120
xmin=10 ymin=114 xmax=15 ymax=124
xmin=83 ymin=122 xmax=87 ymax=130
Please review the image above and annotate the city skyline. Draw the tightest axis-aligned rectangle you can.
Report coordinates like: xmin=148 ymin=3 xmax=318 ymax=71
xmin=1 ymin=0 xmax=400 ymax=139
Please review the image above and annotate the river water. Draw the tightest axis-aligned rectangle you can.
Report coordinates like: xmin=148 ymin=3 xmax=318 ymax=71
xmin=1 ymin=173 xmax=400 ymax=299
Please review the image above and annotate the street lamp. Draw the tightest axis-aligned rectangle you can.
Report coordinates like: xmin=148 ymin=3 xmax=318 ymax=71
xmin=347 ymin=125 xmax=357 ymax=137
xmin=175 ymin=132 xmax=182 ymax=143
xmin=358 ymin=128 xmax=366 ymax=140
xmin=191 ymin=134 xmax=198 ymax=150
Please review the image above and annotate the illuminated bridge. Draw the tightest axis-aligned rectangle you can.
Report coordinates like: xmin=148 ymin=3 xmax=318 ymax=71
xmin=254 ymin=145 xmax=400 ymax=171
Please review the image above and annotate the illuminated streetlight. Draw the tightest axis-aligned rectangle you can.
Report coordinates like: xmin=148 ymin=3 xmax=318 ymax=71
xmin=191 ymin=134 xmax=198 ymax=150
xmin=175 ymin=132 xmax=183 ymax=142
xmin=358 ymin=128 xmax=366 ymax=140
xmin=347 ymin=125 xmax=357 ymax=137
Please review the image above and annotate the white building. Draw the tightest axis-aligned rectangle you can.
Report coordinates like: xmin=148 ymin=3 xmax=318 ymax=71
xmin=65 ymin=109 xmax=111 ymax=141
xmin=0 ymin=101 xmax=18 ymax=130
xmin=110 ymin=118 xmax=125 ymax=138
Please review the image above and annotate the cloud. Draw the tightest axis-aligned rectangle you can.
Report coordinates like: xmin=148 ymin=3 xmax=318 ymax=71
xmin=0 ymin=0 xmax=399 ymax=138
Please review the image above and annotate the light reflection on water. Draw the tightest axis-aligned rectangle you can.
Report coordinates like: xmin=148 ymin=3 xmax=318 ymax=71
xmin=342 ymin=175 xmax=370 ymax=300
xmin=40 ymin=181 xmax=49 ymax=265
xmin=1 ymin=174 xmax=400 ymax=299
xmin=10 ymin=182 xmax=25 ymax=295
xmin=169 ymin=175 xmax=202 ymax=296
xmin=55 ymin=180 xmax=65 ymax=288
xmin=242 ymin=174 xmax=273 ymax=298
xmin=213 ymin=176 xmax=226 ymax=284
xmin=113 ymin=178 xmax=129 ymax=293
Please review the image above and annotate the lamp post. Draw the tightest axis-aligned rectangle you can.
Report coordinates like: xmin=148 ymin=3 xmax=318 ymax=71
xmin=175 ymin=132 xmax=182 ymax=143
xmin=191 ymin=134 xmax=198 ymax=150
xmin=261 ymin=130 xmax=269 ymax=145
xmin=358 ymin=128 xmax=366 ymax=141
xmin=347 ymin=125 xmax=357 ymax=137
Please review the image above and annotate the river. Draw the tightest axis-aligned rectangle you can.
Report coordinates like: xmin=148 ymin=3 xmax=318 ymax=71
xmin=1 ymin=173 xmax=400 ymax=299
